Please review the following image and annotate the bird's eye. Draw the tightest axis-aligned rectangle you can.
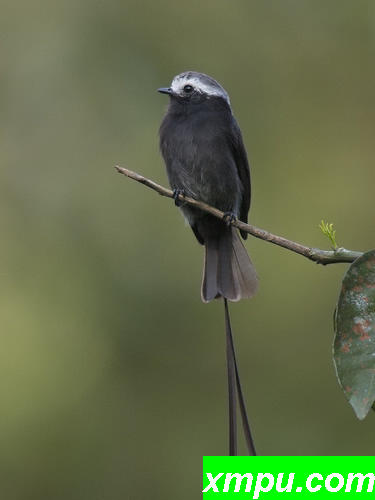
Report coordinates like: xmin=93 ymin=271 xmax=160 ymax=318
xmin=183 ymin=84 xmax=193 ymax=93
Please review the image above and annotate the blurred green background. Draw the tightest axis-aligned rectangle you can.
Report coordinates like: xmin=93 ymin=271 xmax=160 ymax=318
xmin=2 ymin=0 xmax=375 ymax=498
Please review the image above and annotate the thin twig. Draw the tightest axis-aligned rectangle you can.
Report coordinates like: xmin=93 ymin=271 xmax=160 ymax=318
xmin=115 ymin=166 xmax=363 ymax=266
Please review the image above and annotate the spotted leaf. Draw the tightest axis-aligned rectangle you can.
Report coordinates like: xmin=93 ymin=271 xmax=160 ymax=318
xmin=333 ymin=249 xmax=375 ymax=420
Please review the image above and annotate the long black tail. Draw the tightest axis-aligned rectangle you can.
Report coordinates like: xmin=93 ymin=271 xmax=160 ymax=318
xmin=202 ymin=227 xmax=258 ymax=303
xmin=224 ymin=298 xmax=257 ymax=456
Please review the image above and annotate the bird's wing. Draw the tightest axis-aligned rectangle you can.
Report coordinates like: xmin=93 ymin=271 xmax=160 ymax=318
xmin=229 ymin=118 xmax=251 ymax=239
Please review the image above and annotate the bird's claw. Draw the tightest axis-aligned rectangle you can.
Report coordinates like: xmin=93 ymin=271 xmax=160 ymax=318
xmin=173 ymin=189 xmax=185 ymax=207
xmin=223 ymin=212 xmax=237 ymax=226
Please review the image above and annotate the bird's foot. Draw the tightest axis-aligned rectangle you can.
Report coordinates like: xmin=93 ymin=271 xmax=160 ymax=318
xmin=222 ymin=212 xmax=237 ymax=226
xmin=172 ymin=188 xmax=185 ymax=207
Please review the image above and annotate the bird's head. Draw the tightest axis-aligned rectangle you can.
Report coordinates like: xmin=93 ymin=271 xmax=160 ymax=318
xmin=158 ymin=71 xmax=230 ymax=106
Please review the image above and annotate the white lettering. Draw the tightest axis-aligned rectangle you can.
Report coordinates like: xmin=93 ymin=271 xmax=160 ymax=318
xmin=223 ymin=473 xmax=253 ymax=492
xmin=275 ymin=473 xmax=295 ymax=492
xmin=306 ymin=473 xmax=323 ymax=492
xmin=345 ymin=473 xmax=375 ymax=493
xmin=325 ymin=473 xmax=344 ymax=492
xmin=253 ymin=473 xmax=274 ymax=499
xmin=202 ymin=472 xmax=224 ymax=493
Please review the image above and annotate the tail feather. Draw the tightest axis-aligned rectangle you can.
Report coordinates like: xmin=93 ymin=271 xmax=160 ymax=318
xmin=201 ymin=227 xmax=258 ymax=303
xmin=201 ymin=238 xmax=220 ymax=302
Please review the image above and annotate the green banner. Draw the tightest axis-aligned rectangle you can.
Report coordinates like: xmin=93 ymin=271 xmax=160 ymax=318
xmin=203 ymin=457 xmax=375 ymax=498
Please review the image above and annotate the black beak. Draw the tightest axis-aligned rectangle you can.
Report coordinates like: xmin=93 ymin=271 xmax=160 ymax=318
xmin=157 ymin=87 xmax=172 ymax=95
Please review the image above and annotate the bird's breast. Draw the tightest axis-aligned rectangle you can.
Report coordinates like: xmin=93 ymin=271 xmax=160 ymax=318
xmin=160 ymin=111 xmax=242 ymax=213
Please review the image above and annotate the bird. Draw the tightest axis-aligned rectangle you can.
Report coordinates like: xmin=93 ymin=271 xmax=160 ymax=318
xmin=158 ymin=71 xmax=258 ymax=303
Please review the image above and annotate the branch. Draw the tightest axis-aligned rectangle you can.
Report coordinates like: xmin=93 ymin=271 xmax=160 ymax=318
xmin=115 ymin=166 xmax=363 ymax=265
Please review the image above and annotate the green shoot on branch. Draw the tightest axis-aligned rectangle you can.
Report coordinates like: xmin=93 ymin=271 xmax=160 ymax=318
xmin=319 ymin=220 xmax=338 ymax=249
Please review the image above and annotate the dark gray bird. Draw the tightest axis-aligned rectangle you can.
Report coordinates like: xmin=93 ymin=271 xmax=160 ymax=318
xmin=158 ymin=71 xmax=258 ymax=302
